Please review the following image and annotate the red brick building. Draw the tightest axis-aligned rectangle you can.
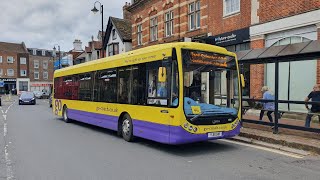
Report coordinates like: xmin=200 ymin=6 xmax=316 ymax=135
xmin=126 ymin=0 xmax=320 ymax=109
xmin=0 ymin=42 xmax=29 ymax=94
xmin=249 ymin=0 xmax=320 ymax=104
xmin=126 ymin=0 xmax=210 ymax=49
xmin=27 ymin=48 xmax=54 ymax=93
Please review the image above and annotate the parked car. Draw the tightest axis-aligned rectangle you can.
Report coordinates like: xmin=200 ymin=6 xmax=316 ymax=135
xmin=19 ymin=92 xmax=36 ymax=105
xmin=33 ymin=91 xmax=44 ymax=99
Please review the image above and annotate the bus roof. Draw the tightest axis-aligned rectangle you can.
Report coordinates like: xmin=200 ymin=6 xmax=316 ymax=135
xmin=54 ymin=42 xmax=235 ymax=78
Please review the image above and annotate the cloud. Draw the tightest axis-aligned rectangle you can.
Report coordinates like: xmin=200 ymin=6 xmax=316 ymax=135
xmin=0 ymin=0 xmax=128 ymax=51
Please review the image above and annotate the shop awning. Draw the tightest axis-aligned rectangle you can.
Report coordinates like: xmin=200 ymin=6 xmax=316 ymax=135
xmin=236 ymin=40 xmax=320 ymax=64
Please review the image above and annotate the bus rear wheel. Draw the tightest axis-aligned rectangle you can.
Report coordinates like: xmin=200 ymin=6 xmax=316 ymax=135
xmin=122 ymin=114 xmax=134 ymax=142
xmin=62 ymin=106 xmax=71 ymax=123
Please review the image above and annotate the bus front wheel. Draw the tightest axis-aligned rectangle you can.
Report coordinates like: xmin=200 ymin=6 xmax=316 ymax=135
xmin=122 ymin=114 xmax=134 ymax=142
xmin=62 ymin=106 xmax=71 ymax=123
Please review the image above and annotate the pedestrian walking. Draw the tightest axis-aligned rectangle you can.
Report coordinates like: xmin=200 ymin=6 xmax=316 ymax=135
xmin=259 ymin=86 xmax=275 ymax=122
xmin=304 ymin=84 xmax=320 ymax=128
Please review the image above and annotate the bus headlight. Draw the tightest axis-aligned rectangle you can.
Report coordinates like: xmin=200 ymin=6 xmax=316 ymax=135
xmin=189 ymin=126 xmax=193 ymax=131
xmin=184 ymin=123 xmax=188 ymax=128
xmin=193 ymin=127 xmax=198 ymax=132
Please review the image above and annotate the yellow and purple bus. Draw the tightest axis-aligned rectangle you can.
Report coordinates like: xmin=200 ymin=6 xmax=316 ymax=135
xmin=53 ymin=42 xmax=243 ymax=144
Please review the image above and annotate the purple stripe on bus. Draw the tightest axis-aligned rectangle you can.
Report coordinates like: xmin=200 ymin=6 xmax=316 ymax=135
xmin=68 ymin=109 xmax=118 ymax=131
xmin=133 ymin=120 xmax=240 ymax=144
xmin=67 ymin=109 xmax=240 ymax=144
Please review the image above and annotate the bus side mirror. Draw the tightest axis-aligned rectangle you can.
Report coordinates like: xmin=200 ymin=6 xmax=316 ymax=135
xmin=158 ymin=67 xmax=167 ymax=82
xmin=240 ymin=74 xmax=245 ymax=88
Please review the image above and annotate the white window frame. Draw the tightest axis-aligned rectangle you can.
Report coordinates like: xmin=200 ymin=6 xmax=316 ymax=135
xmin=137 ymin=24 xmax=143 ymax=46
xmin=224 ymin=0 xmax=240 ymax=17
xmin=0 ymin=56 xmax=2 ymax=63
xmin=43 ymin=71 xmax=48 ymax=80
xmin=42 ymin=50 xmax=46 ymax=56
xmin=7 ymin=69 xmax=14 ymax=76
xmin=20 ymin=70 xmax=27 ymax=77
xmin=7 ymin=56 xmax=14 ymax=63
xmin=33 ymin=49 xmax=36 ymax=55
xmin=188 ymin=1 xmax=201 ymax=31
xmin=20 ymin=57 xmax=27 ymax=65
xmin=165 ymin=11 xmax=174 ymax=37
xmin=34 ymin=60 xmax=39 ymax=69
xmin=34 ymin=72 xmax=39 ymax=79
xmin=150 ymin=17 xmax=158 ymax=41
xmin=43 ymin=61 xmax=48 ymax=69
xmin=0 ymin=69 xmax=3 ymax=76
xmin=112 ymin=29 xmax=117 ymax=40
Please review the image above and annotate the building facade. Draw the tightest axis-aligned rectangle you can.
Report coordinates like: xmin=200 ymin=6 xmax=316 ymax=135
xmin=127 ymin=0 xmax=210 ymax=49
xmin=248 ymin=0 xmax=320 ymax=112
xmin=28 ymin=48 xmax=54 ymax=93
xmin=0 ymin=42 xmax=29 ymax=94
xmin=104 ymin=16 xmax=132 ymax=57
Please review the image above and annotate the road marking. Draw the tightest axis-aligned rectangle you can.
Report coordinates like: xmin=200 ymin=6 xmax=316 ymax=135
xmin=220 ymin=139 xmax=304 ymax=159
xmin=1 ymin=110 xmax=4 ymax=114
xmin=4 ymin=123 xmax=7 ymax=136
xmin=5 ymin=145 xmax=14 ymax=180
xmin=3 ymin=115 xmax=7 ymax=120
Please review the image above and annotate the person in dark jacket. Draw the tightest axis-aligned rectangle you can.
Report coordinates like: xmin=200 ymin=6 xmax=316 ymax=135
xmin=305 ymin=84 xmax=320 ymax=128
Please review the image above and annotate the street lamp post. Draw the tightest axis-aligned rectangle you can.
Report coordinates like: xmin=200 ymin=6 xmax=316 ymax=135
xmin=53 ymin=44 xmax=61 ymax=69
xmin=91 ymin=1 xmax=104 ymax=58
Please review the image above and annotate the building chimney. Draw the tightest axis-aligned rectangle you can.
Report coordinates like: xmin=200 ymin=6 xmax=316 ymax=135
xmin=123 ymin=2 xmax=132 ymax=21
xmin=73 ymin=39 xmax=83 ymax=52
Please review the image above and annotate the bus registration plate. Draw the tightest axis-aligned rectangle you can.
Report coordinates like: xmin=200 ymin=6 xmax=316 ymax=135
xmin=208 ymin=132 xmax=222 ymax=138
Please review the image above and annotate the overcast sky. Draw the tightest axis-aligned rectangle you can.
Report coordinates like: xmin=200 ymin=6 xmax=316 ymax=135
xmin=0 ymin=0 xmax=128 ymax=51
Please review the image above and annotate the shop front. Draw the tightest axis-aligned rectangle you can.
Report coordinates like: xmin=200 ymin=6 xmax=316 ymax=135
xmin=30 ymin=82 xmax=53 ymax=94
xmin=0 ymin=78 xmax=16 ymax=94
xmin=205 ymin=28 xmax=251 ymax=96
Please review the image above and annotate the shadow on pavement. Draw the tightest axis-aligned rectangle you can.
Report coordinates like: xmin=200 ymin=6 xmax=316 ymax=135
xmin=60 ymin=118 xmax=238 ymax=157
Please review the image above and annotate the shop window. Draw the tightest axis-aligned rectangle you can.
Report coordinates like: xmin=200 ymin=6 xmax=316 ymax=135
xmin=19 ymin=81 xmax=28 ymax=91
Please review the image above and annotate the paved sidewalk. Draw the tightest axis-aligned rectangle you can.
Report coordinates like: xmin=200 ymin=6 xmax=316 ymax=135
xmin=233 ymin=127 xmax=320 ymax=155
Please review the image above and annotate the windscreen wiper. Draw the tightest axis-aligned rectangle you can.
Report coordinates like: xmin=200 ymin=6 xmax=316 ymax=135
xmin=190 ymin=112 xmax=204 ymax=122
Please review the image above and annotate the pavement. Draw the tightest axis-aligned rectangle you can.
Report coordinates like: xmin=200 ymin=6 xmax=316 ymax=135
xmin=235 ymin=110 xmax=320 ymax=155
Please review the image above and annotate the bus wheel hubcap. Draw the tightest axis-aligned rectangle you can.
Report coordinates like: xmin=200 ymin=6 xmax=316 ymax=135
xmin=122 ymin=119 xmax=130 ymax=135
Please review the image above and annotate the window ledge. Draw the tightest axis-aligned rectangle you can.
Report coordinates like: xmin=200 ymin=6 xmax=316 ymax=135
xmin=149 ymin=40 xmax=159 ymax=43
xmin=187 ymin=28 xmax=201 ymax=33
xmin=223 ymin=11 xmax=240 ymax=19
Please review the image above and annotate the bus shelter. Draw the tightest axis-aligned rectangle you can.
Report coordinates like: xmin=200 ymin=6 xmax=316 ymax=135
xmin=236 ymin=40 xmax=320 ymax=133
